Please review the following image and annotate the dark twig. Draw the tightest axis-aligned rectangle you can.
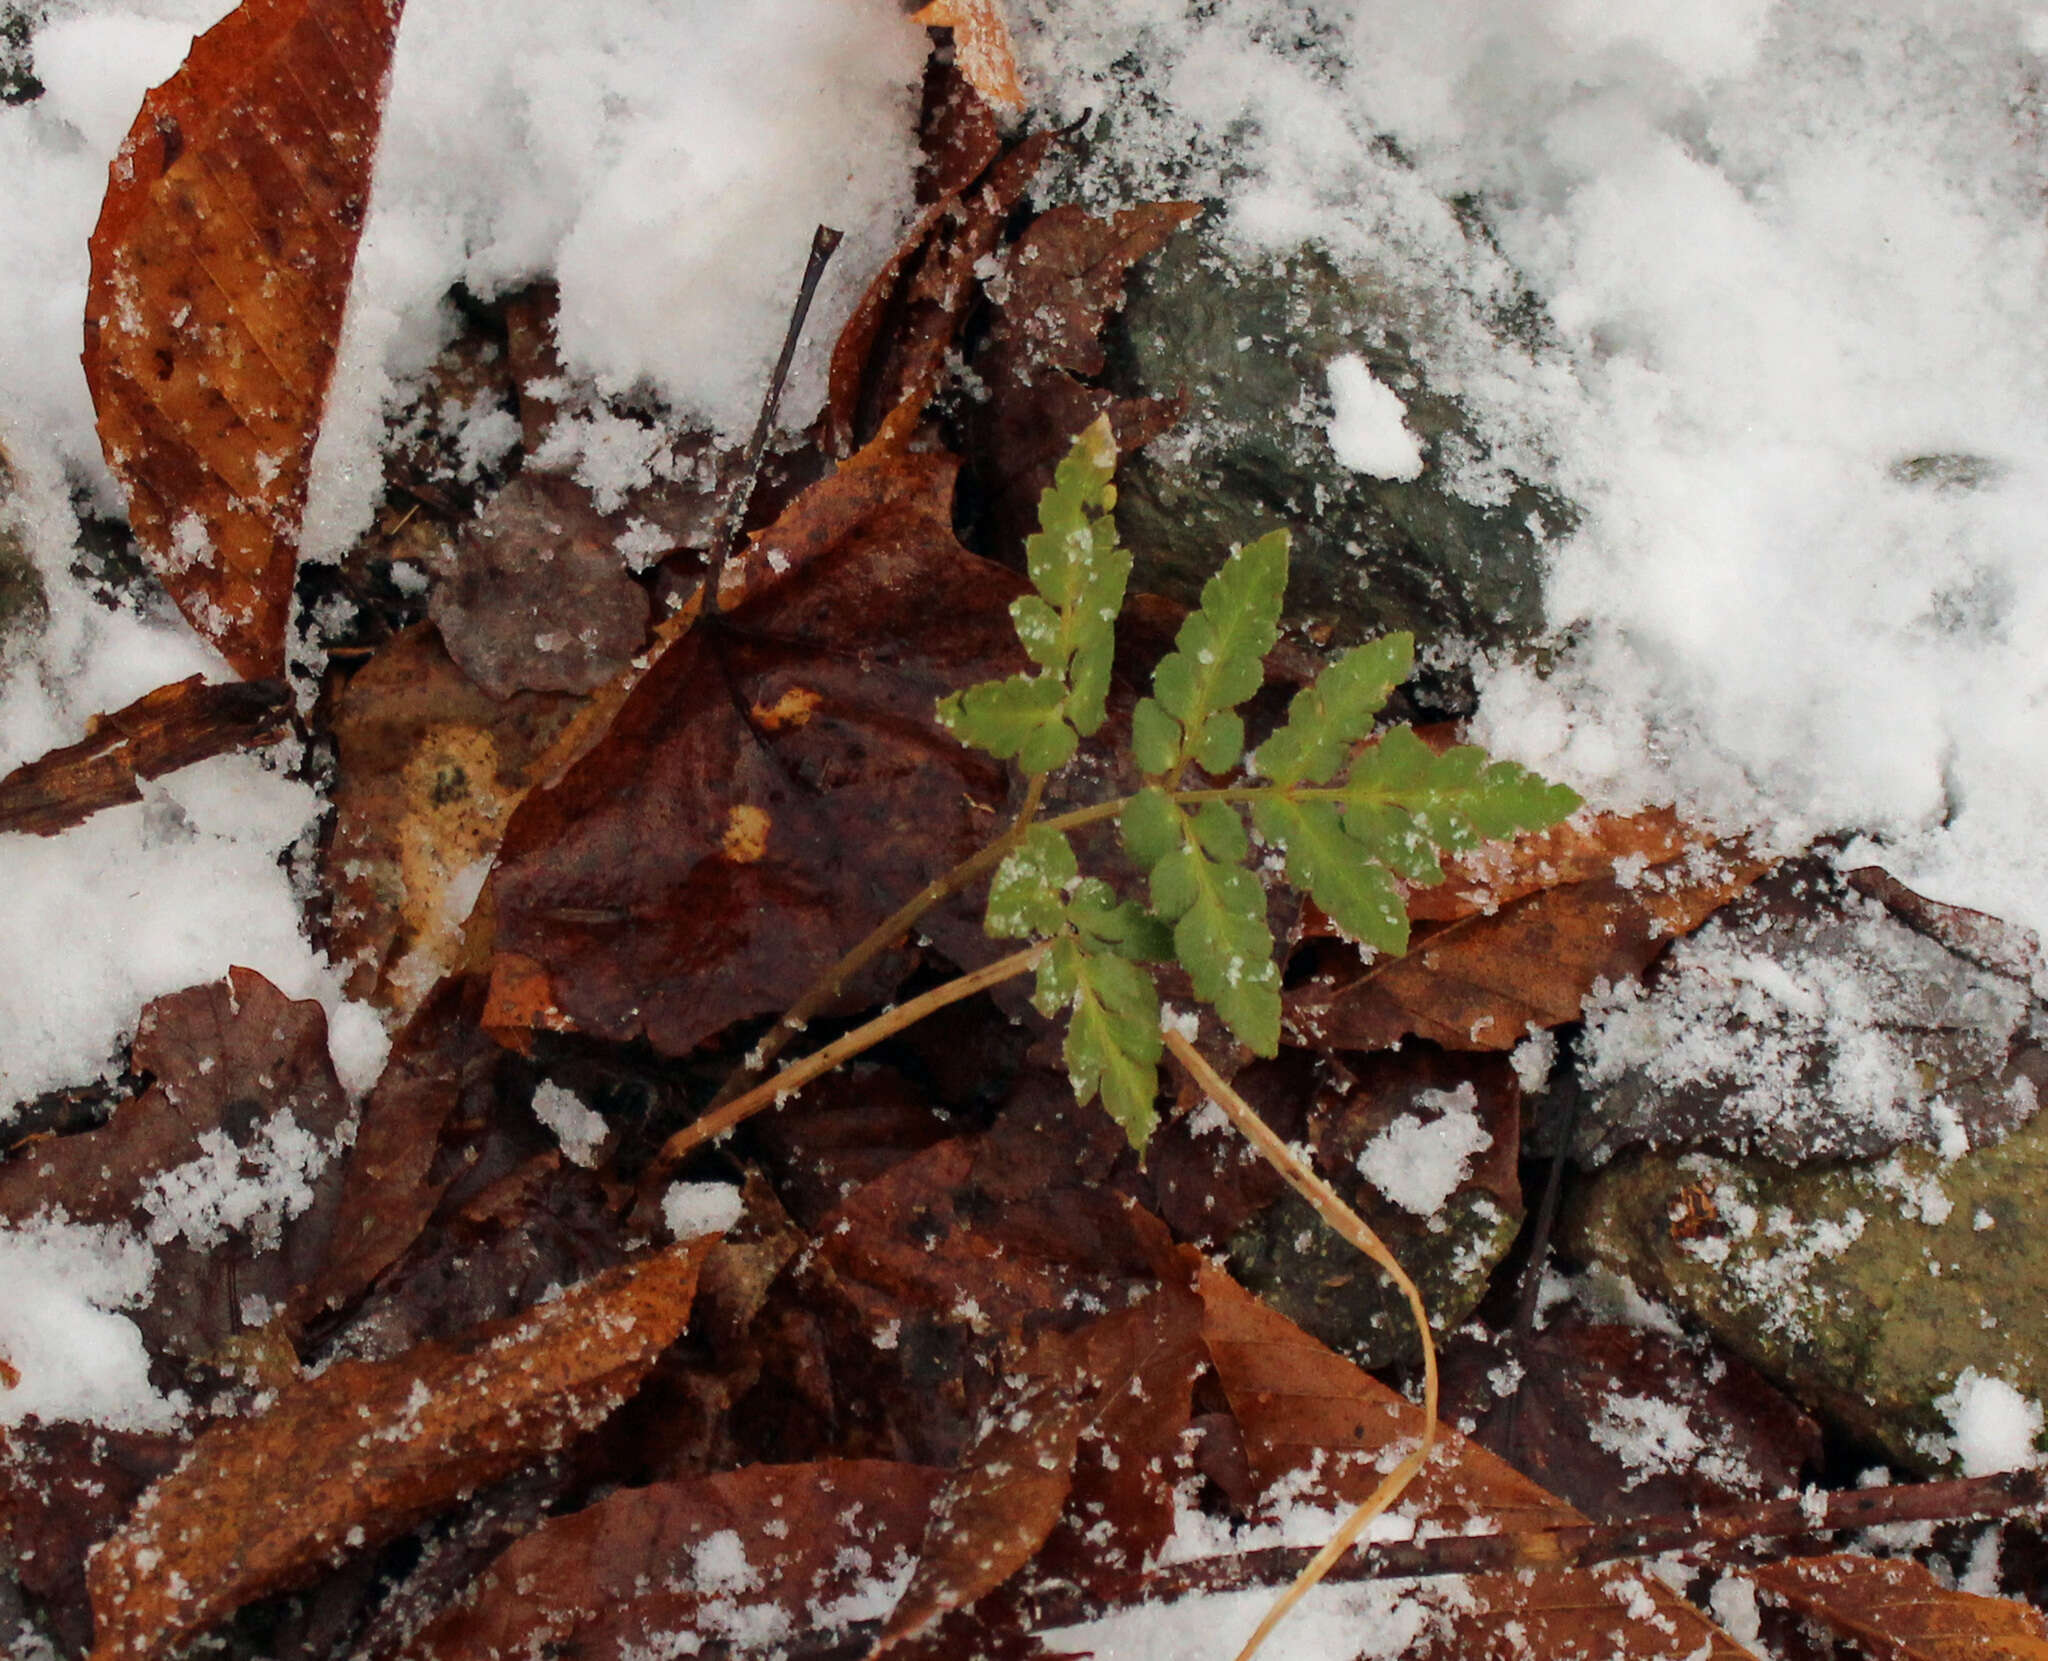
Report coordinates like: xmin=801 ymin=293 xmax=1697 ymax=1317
xmin=703 ymin=224 xmax=843 ymax=610
xmin=1500 ymin=1070 xmax=1582 ymax=1459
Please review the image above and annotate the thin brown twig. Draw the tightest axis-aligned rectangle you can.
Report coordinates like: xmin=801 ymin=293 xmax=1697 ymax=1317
xmin=643 ymin=943 xmax=1049 ymax=1182
xmin=1160 ymin=1029 xmax=1439 ymax=1661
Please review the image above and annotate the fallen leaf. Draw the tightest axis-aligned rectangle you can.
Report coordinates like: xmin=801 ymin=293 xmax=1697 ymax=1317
xmin=912 ymin=0 xmax=1025 ymax=111
xmin=323 ymin=623 xmax=582 ymax=1013
xmin=0 ymin=1424 xmax=184 ymax=1656
xmin=83 ymin=0 xmax=406 ymax=678
xmin=0 ymin=675 xmax=290 ymax=836
xmin=1576 ymin=859 xmax=2048 ymax=1164
xmin=1443 ymin=1316 xmax=1823 ymax=1521
xmin=86 ymin=1239 xmax=712 ymax=1661
xmin=966 ymin=200 xmax=1200 ymax=559
xmin=0 ymin=968 xmax=351 ymax=1369
xmin=1749 ymin=1554 xmax=2048 ymax=1659
xmin=1287 ymin=838 xmax=1773 ymax=1053
xmin=399 ymin=1459 xmax=947 ymax=1660
xmin=427 ymin=473 xmax=652 ymax=699
xmin=483 ymin=433 xmax=1029 ymax=1057
xmin=825 ymin=126 xmax=1057 ymax=457
xmin=1193 ymin=1264 xmax=1753 ymax=1659
xmin=1403 ymin=804 xmax=1701 ymax=923
xmin=875 ymin=1279 xmax=1204 ymax=1649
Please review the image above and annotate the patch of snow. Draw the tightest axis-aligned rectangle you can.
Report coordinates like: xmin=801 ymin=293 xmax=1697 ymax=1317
xmin=1354 ymin=1082 xmax=1489 ymax=1216
xmin=1935 ymin=1369 xmax=2045 ymax=1476
xmin=531 ymin=1081 xmax=609 ymax=1168
xmin=1324 ymin=354 xmax=1423 ymax=480
xmin=662 ymin=1180 xmax=745 ymax=1240
xmin=0 ymin=1217 xmax=176 ymax=1431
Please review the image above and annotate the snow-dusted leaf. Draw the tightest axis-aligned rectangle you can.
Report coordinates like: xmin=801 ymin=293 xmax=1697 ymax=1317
xmin=985 ymin=824 xmax=1079 ymax=940
xmin=1254 ymin=632 xmax=1413 ymax=789
xmin=1751 ymin=1553 xmax=2048 ymax=1659
xmin=87 ymin=1241 xmax=712 ymax=1661
xmin=83 ymin=0 xmax=405 ymax=678
xmin=1250 ymin=793 xmax=1411 ymax=955
xmin=911 ymin=0 xmax=1025 ymax=111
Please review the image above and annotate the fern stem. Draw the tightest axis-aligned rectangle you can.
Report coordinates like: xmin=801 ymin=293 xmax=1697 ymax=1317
xmin=645 ymin=943 xmax=1049 ymax=1184
xmin=1160 ymin=1028 xmax=1439 ymax=1661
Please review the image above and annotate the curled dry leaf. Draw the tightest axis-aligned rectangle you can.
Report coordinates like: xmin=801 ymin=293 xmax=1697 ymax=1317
xmin=483 ymin=433 xmax=1029 ymax=1056
xmin=0 ymin=674 xmax=291 ymax=836
xmin=400 ymin=1459 xmax=947 ymax=1660
xmin=1748 ymin=1553 xmax=2048 ymax=1660
xmin=0 ymin=968 xmax=349 ymax=1367
xmin=86 ymin=1239 xmax=712 ymax=1661
xmin=911 ymin=0 xmax=1025 ymax=111
xmin=1288 ymin=811 xmax=1774 ymax=1053
xmin=83 ymin=0 xmax=405 ymax=678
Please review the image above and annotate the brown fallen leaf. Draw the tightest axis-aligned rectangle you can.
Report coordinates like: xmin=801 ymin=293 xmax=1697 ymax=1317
xmin=0 ymin=675 xmax=290 ymax=836
xmin=83 ymin=0 xmax=405 ymax=678
xmin=874 ymin=1278 xmax=1205 ymax=1650
xmin=912 ymin=0 xmax=1025 ymax=111
xmin=0 ymin=968 xmax=351 ymax=1369
xmin=1287 ymin=832 xmax=1773 ymax=1053
xmin=322 ymin=624 xmax=581 ymax=1013
xmin=482 ymin=433 xmax=1029 ymax=1057
xmin=1749 ymin=1553 xmax=2048 ymax=1660
xmin=966 ymin=200 xmax=1200 ymax=559
xmin=398 ymin=1459 xmax=948 ymax=1660
xmin=1193 ymin=1265 xmax=1753 ymax=1659
xmin=86 ymin=1239 xmax=713 ymax=1661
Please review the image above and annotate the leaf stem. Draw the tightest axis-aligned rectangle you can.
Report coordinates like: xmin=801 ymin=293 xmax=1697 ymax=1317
xmin=645 ymin=943 xmax=1049 ymax=1184
xmin=1160 ymin=1028 xmax=1439 ymax=1661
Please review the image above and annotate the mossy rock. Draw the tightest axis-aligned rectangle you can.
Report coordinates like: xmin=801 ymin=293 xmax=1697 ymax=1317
xmin=1564 ymin=1115 xmax=2048 ymax=1473
xmin=1109 ymin=228 xmax=1570 ymax=670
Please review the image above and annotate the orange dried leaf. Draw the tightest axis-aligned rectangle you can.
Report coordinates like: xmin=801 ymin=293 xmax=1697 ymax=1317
xmin=913 ymin=0 xmax=1025 ymax=111
xmin=86 ymin=1241 xmax=711 ymax=1661
xmin=83 ymin=0 xmax=405 ymax=678
xmin=1751 ymin=1554 xmax=2048 ymax=1660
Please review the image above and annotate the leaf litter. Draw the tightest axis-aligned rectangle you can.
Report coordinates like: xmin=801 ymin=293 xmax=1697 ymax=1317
xmin=3 ymin=3 xmax=2047 ymax=1658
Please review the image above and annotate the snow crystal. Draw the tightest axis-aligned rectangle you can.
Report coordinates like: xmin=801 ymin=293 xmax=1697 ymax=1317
xmin=1324 ymin=354 xmax=1423 ymax=481
xmin=1354 ymin=1082 xmax=1490 ymax=1216
xmin=141 ymin=1108 xmax=347 ymax=1251
xmin=531 ymin=1081 xmax=609 ymax=1168
xmin=1935 ymin=1369 xmax=2045 ymax=1476
xmin=662 ymin=1180 xmax=745 ymax=1240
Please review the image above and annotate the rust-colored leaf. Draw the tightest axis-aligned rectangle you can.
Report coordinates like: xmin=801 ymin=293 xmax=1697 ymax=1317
xmin=323 ymin=623 xmax=582 ymax=1013
xmin=482 ymin=434 xmax=1029 ymax=1058
xmin=86 ymin=1239 xmax=712 ymax=1661
xmin=0 ymin=968 xmax=350 ymax=1368
xmin=1288 ymin=837 xmax=1773 ymax=1053
xmin=966 ymin=200 xmax=1200 ymax=558
xmin=1750 ymin=1554 xmax=2048 ymax=1659
xmin=875 ymin=1279 xmax=1204 ymax=1651
xmin=0 ymin=675 xmax=290 ymax=836
xmin=912 ymin=0 xmax=1025 ymax=111
xmin=83 ymin=0 xmax=405 ymax=678
xmin=400 ymin=1459 xmax=947 ymax=1660
xmin=1194 ymin=1265 xmax=1752 ymax=1659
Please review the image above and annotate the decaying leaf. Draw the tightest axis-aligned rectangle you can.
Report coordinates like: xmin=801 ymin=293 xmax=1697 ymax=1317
xmin=86 ymin=1239 xmax=712 ymax=1661
xmin=398 ymin=1460 xmax=946 ymax=1660
xmin=0 ymin=968 xmax=350 ymax=1368
xmin=0 ymin=675 xmax=291 ymax=836
xmin=967 ymin=200 xmax=1200 ymax=559
xmin=83 ymin=0 xmax=405 ymax=677
xmin=483 ymin=433 xmax=1029 ymax=1057
xmin=323 ymin=624 xmax=582 ymax=1013
xmin=1193 ymin=1265 xmax=1753 ymax=1659
xmin=1287 ymin=820 xmax=1773 ymax=1053
xmin=912 ymin=0 xmax=1025 ymax=111
xmin=1749 ymin=1554 xmax=2048 ymax=1660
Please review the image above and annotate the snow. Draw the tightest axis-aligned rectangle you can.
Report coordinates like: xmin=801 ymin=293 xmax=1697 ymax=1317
xmin=1324 ymin=355 xmax=1423 ymax=481
xmin=530 ymin=1080 xmax=610 ymax=1168
xmin=1353 ymin=1083 xmax=1490 ymax=1216
xmin=663 ymin=1180 xmax=746 ymax=1240
xmin=1935 ymin=1368 xmax=2045 ymax=1476
xmin=0 ymin=1216 xmax=175 ymax=1432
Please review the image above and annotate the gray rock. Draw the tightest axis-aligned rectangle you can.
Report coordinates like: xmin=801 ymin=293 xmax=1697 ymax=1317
xmin=1109 ymin=228 xmax=1571 ymax=668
